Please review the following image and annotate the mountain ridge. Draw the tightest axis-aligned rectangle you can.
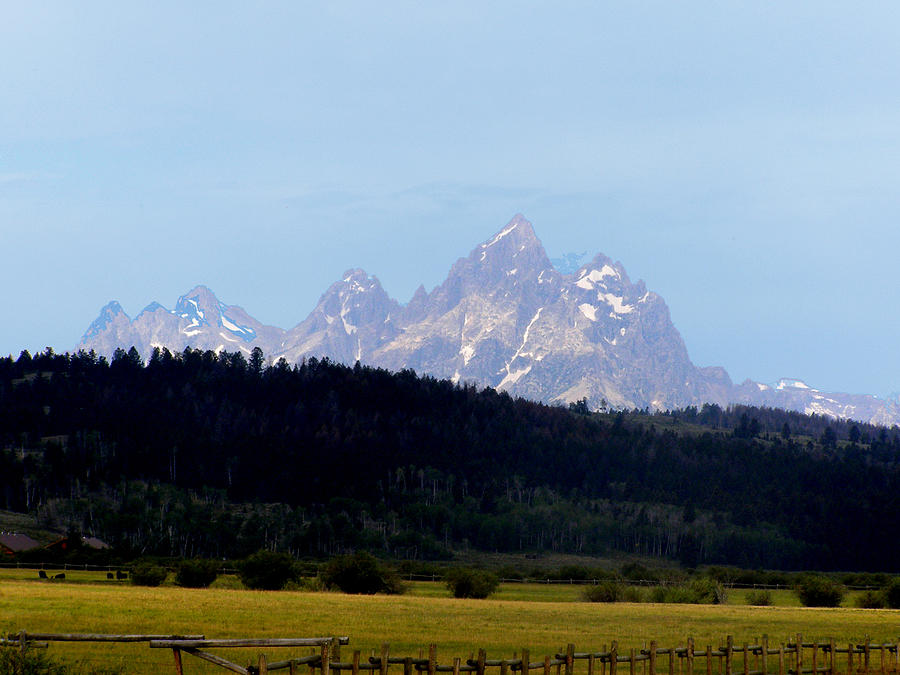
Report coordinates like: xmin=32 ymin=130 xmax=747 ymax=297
xmin=76 ymin=215 xmax=900 ymax=426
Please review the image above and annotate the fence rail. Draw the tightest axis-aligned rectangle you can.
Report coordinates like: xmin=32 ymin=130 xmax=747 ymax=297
xmin=5 ymin=633 xmax=899 ymax=675
xmin=0 ymin=563 xmax=892 ymax=591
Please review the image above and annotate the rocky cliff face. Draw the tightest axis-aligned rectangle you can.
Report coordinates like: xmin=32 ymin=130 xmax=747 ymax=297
xmin=76 ymin=215 xmax=900 ymax=425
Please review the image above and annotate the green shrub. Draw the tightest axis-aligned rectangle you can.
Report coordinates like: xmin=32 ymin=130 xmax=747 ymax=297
xmin=321 ymin=552 xmax=404 ymax=595
xmin=445 ymin=567 xmax=499 ymax=599
xmin=0 ymin=645 xmax=67 ymax=675
xmin=175 ymin=558 xmax=220 ymax=588
xmin=746 ymin=589 xmax=772 ymax=606
xmin=582 ymin=580 xmax=622 ymax=603
xmin=288 ymin=575 xmax=327 ymax=592
xmin=855 ymin=590 xmax=886 ymax=609
xmin=796 ymin=575 xmax=844 ymax=607
xmin=239 ymin=550 xmax=296 ymax=590
xmin=0 ymin=644 xmax=124 ymax=675
xmin=130 ymin=560 xmax=169 ymax=587
xmin=620 ymin=585 xmax=645 ymax=603
xmin=884 ymin=579 xmax=900 ymax=609
xmin=648 ymin=579 xmax=727 ymax=604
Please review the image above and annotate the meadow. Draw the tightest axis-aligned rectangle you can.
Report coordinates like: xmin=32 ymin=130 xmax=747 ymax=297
xmin=2 ymin=571 xmax=899 ymax=675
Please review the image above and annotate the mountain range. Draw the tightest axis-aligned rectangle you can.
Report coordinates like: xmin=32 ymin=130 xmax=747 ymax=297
xmin=77 ymin=215 xmax=900 ymax=426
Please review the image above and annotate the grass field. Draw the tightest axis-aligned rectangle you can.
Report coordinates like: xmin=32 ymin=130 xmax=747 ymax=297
xmin=2 ymin=572 xmax=898 ymax=675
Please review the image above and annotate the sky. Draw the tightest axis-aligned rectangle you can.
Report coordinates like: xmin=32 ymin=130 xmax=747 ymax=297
xmin=2 ymin=2 xmax=899 ymax=398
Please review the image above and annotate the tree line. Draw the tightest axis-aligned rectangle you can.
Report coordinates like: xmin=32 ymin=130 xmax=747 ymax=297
xmin=1 ymin=346 xmax=899 ymax=570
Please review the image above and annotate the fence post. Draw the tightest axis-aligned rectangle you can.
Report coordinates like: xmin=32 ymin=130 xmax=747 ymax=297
xmin=706 ymin=645 xmax=712 ymax=675
xmin=865 ymin=637 xmax=871 ymax=673
xmin=797 ymin=635 xmax=803 ymax=675
xmin=523 ymin=649 xmax=531 ymax=675
xmin=687 ymin=638 xmax=694 ymax=675
xmin=353 ymin=651 xmax=361 ymax=675
xmin=762 ymin=636 xmax=768 ymax=675
xmin=429 ymin=644 xmax=437 ymax=675
xmin=333 ymin=638 xmax=342 ymax=664
xmin=478 ymin=649 xmax=487 ymax=675
xmin=404 ymin=656 xmax=413 ymax=675
xmin=322 ymin=642 xmax=331 ymax=675
xmin=588 ymin=653 xmax=595 ymax=675
xmin=631 ymin=648 xmax=637 ymax=675
xmin=829 ymin=640 xmax=835 ymax=675
xmin=726 ymin=637 xmax=733 ymax=675
xmin=848 ymin=644 xmax=854 ymax=675
xmin=669 ymin=647 xmax=675 ymax=675
xmin=650 ymin=641 xmax=658 ymax=675
xmin=744 ymin=643 xmax=750 ymax=675
xmin=881 ymin=642 xmax=886 ymax=675
xmin=454 ymin=658 xmax=461 ymax=675
xmin=381 ymin=644 xmax=390 ymax=675
xmin=546 ymin=656 xmax=552 ymax=675
xmin=812 ymin=644 xmax=818 ymax=675
xmin=173 ymin=648 xmax=184 ymax=675
xmin=567 ymin=644 xmax=576 ymax=675
xmin=260 ymin=654 xmax=269 ymax=675
xmin=610 ymin=642 xmax=618 ymax=675
xmin=778 ymin=645 xmax=784 ymax=675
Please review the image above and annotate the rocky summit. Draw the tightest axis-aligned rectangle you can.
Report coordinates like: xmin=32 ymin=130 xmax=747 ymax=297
xmin=77 ymin=215 xmax=900 ymax=425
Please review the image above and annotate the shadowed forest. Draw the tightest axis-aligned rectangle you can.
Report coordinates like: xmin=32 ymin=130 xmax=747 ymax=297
xmin=2 ymin=346 xmax=899 ymax=571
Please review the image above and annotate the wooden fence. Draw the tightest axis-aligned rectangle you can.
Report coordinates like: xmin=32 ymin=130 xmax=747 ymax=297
xmin=5 ymin=633 xmax=899 ymax=675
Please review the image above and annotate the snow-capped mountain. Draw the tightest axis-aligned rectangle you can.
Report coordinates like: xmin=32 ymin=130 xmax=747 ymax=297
xmin=76 ymin=285 xmax=285 ymax=357
xmin=733 ymin=377 xmax=900 ymax=427
xmin=76 ymin=215 xmax=900 ymax=426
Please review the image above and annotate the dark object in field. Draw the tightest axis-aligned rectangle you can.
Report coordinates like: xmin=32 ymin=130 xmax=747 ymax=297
xmin=116 ymin=570 xmax=127 ymax=580
xmin=38 ymin=570 xmax=48 ymax=579
xmin=444 ymin=567 xmax=499 ymax=599
xmin=54 ymin=573 xmax=65 ymax=580
xmin=107 ymin=572 xmax=114 ymax=579
xmin=175 ymin=559 xmax=220 ymax=588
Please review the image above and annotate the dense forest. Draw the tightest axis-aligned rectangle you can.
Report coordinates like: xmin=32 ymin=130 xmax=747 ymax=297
xmin=2 ymin=346 xmax=899 ymax=571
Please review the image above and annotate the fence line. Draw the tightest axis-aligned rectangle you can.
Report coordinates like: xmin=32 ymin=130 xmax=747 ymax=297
xmin=6 ymin=633 xmax=900 ymax=675
xmin=1 ymin=563 xmax=890 ymax=592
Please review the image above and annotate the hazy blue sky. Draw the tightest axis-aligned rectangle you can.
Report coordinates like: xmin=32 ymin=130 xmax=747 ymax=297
xmin=2 ymin=2 xmax=898 ymax=397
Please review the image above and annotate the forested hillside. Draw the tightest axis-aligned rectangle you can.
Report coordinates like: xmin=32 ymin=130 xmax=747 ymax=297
xmin=2 ymin=347 xmax=899 ymax=571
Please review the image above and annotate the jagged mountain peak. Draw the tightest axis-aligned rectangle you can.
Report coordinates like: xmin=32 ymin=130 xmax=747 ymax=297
xmin=75 ymin=215 xmax=900 ymax=426
xmin=175 ymin=285 xmax=221 ymax=320
xmin=338 ymin=268 xmax=384 ymax=293
xmin=80 ymin=301 xmax=129 ymax=341
xmin=101 ymin=300 xmax=126 ymax=316
xmin=137 ymin=301 xmax=167 ymax=317
xmin=475 ymin=214 xmax=547 ymax=267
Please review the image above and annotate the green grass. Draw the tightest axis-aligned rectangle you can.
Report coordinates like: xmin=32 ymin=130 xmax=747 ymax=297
xmin=3 ymin=573 xmax=899 ymax=675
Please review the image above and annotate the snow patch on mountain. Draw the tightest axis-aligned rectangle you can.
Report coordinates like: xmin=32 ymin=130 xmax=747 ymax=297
xmin=579 ymin=304 xmax=598 ymax=321
xmin=600 ymin=293 xmax=634 ymax=315
xmin=777 ymin=378 xmax=812 ymax=390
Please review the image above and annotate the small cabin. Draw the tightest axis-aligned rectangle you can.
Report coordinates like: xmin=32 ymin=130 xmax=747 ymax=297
xmin=0 ymin=532 xmax=41 ymax=557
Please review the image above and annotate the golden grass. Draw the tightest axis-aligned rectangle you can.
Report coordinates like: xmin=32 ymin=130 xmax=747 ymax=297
xmin=2 ymin=576 xmax=898 ymax=675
